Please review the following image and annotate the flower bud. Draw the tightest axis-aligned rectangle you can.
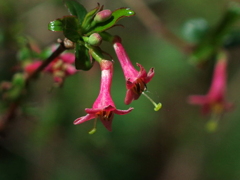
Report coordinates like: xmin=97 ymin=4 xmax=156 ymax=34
xmin=93 ymin=10 xmax=112 ymax=23
xmin=88 ymin=33 xmax=102 ymax=46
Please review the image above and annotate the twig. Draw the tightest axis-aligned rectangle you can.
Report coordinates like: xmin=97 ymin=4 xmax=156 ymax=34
xmin=0 ymin=41 xmax=68 ymax=136
xmin=122 ymin=0 xmax=193 ymax=53
xmin=26 ymin=42 xmax=66 ymax=83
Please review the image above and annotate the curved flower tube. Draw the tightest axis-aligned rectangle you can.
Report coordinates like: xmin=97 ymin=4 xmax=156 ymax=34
xmin=188 ymin=56 xmax=232 ymax=115
xmin=112 ymin=36 xmax=155 ymax=105
xmin=74 ymin=60 xmax=133 ymax=132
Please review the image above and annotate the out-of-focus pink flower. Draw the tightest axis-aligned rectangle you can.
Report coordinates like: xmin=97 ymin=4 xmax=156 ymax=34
xmin=188 ymin=55 xmax=232 ymax=115
xmin=45 ymin=48 xmax=77 ymax=84
xmin=24 ymin=61 xmax=42 ymax=74
xmin=24 ymin=46 xmax=77 ymax=85
xmin=113 ymin=36 xmax=154 ymax=105
xmin=74 ymin=60 xmax=133 ymax=132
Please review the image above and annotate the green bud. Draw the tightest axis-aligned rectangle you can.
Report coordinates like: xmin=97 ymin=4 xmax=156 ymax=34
xmin=88 ymin=33 xmax=102 ymax=46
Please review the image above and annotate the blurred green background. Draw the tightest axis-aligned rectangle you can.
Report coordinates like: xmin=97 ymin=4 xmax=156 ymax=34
xmin=1 ymin=0 xmax=240 ymax=180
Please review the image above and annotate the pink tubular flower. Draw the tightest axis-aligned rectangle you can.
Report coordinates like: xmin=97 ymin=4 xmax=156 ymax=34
xmin=24 ymin=47 xmax=77 ymax=85
xmin=188 ymin=55 xmax=232 ymax=115
xmin=24 ymin=61 xmax=42 ymax=74
xmin=74 ymin=60 xmax=133 ymax=132
xmin=44 ymin=50 xmax=77 ymax=85
xmin=113 ymin=36 xmax=155 ymax=105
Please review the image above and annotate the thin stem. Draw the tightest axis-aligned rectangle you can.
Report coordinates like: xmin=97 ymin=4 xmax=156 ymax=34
xmin=0 ymin=42 xmax=68 ymax=135
xmin=26 ymin=42 xmax=67 ymax=83
xmin=122 ymin=0 xmax=193 ymax=53
xmin=142 ymin=92 xmax=162 ymax=111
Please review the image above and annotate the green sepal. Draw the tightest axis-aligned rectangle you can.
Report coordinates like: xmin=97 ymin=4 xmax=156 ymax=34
xmin=62 ymin=16 xmax=82 ymax=42
xmin=48 ymin=19 xmax=63 ymax=31
xmin=85 ymin=8 xmax=135 ymax=35
xmin=75 ymin=42 xmax=94 ymax=70
xmin=81 ymin=3 xmax=102 ymax=32
xmin=64 ymin=0 xmax=87 ymax=23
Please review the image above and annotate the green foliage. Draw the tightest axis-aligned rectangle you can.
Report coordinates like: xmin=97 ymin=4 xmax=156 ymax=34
xmin=189 ymin=2 xmax=240 ymax=64
xmin=64 ymin=0 xmax=87 ymax=23
xmin=81 ymin=3 xmax=101 ymax=32
xmin=75 ymin=42 xmax=93 ymax=70
xmin=62 ymin=16 xmax=82 ymax=42
xmin=48 ymin=1 xmax=135 ymax=71
xmin=224 ymin=29 xmax=240 ymax=48
xmin=181 ymin=18 xmax=209 ymax=43
xmin=48 ymin=19 xmax=63 ymax=31
xmin=3 ymin=73 xmax=26 ymax=101
xmin=85 ymin=8 xmax=135 ymax=36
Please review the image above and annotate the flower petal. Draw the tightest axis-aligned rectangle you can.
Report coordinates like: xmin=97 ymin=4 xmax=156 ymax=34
xmin=65 ymin=65 xmax=77 ymax=75
xmin=145 ymin=67 xmax=155 ymax=83
xmin=136 ymin=63 xmax=147 ymax=78
xmin=113 ymin=107 xmax=134 ymax=115
xmin=188 ymin=95 xmax=208 ymax=105
xmin=74 ymin=113 xmax=96 ymax=125
xmin=124 ymin=89 xmax=136 ymax=105
xmin=61 ymin=53 xmax=75 ymax=63
xmin=126 ymin=79 xmax=134 ymax=89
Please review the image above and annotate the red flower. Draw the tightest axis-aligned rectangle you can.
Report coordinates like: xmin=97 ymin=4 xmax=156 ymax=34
xmin=74 ymin=60 xmax=133 ymax=132
xmin=188 ymin=55 xmax=232 ymax=115
xmin=113 ymin=36 xmax=154 ymax=105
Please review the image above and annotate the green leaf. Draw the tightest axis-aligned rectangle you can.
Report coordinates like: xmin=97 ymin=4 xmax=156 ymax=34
xmin=181 ymin=18 xmax=209 ymax=43
xmin=81 ymin=3 xmax=101 ymax=32
xmin=224 ymin=29 xmax=240 ymax=48
xmin=213 ymin=2 xmax=240 ymax=44
xmin=85 ymin=8 xmax=135 ymax=35
xmin=62 ymin=16 xmax=82 ymax=42
xmin=48 ymin=19 xmax=63 ymax=31
xmin=189 ymin=2 xmax=240 ymax=64
xmin=64 ymin=0 xmax=87 ymax=23
xmin=75 ymin=43 xmax=94 ymax=70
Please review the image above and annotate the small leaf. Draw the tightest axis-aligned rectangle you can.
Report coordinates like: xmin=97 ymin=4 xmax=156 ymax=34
xmin=85 ymin=8 xmax=135 ymax=35
xmin=75 ymin=42 xmax=94 ymax=70
xmin=64 ymin=0 xmax=87 ymax=23
xmin=62 ymin=16 xmax=82 ymax=42
xmin=48 ymin=19 xmax=63 ymax=31
xmin=81 ymin=3 xmax=101 ymax=32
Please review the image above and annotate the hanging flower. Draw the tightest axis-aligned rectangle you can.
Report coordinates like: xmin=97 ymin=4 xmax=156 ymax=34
xmin=74 ymin=60 xmax=133 ymax=133
xmin=188 ymin=53 xmax=233 ymax=131
xmin=188 ymin=55 xmax=232 ymax=114
xmin=112 ymin=36 xmax=161 ymax=110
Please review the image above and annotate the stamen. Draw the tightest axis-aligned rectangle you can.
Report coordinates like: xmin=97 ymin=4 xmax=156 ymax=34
xmin=132 ymin=79 xmax=146 ymax=95
xmin=88 ymin=117 xmax=97 ymax=134
xmin=205 ymin=112 xmax=221 ymax=132
xmin=142 ymin=92 xmax=162 ymax=111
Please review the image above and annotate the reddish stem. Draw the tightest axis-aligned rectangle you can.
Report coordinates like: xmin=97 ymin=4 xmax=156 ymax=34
xmin=0 ymin=42 xmax=67 ymax=135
